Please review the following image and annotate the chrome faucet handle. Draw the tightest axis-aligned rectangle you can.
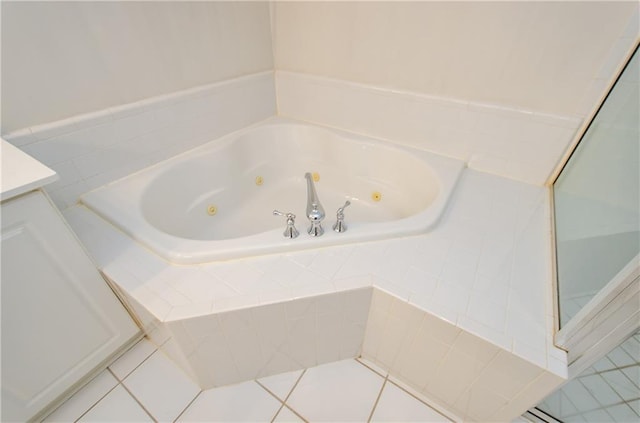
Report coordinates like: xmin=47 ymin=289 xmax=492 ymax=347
xmin=307 ymin=204 xmax=325 ymax=237
xmin=333 ymin=200 xmax=351 ymax=233
xmin=273 ymin=210 xmax=299 ymax=239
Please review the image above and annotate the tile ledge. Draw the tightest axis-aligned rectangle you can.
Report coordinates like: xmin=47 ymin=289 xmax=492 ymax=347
xmin=275 ymin=70 xmax=579 ymax=126
xmin=4 ymin=71 xmax=274 ymax=142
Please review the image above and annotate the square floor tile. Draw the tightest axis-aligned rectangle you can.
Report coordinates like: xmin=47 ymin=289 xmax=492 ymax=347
xmin=257 ymin=369 xmax=303 ymax=401
xmin=109 ymin=338 xmax=157 ymax=380
xmin=286 ymin=359 xmax=384 ymax=422
xmin=78 ymin=385 xmax=153 ymax=422
xmin=176 ymin=380 xmax=281 ymax=422
xmin=371 ymin=382 xmax=451 ymax=422
xmin=123 ymin=350 xmax=200 ymax=422
xmin=44 ymin=370 xmax=118 ymax=422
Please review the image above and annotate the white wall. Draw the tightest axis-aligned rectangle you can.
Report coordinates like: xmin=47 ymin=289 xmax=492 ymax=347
xmin=273 ymin=1 xmax=636 ymax=117
xmin=2 ymin=1 xmax=637 ymax=197
xmin=1 ymin=1 xmax=273 ymax=133
xmin=273 ymin=1 xmax=638 ymax=185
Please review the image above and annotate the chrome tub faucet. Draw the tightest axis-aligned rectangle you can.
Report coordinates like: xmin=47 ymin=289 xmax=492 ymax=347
xmin=304 ymin=172 xmax=325 ymax=236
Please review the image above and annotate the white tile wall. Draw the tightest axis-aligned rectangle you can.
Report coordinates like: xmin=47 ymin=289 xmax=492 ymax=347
xmin=273 ymin=2 xmax=637 ymax=117
xmin=2 ymin=2 xmax=274 ymax=133
xmin=574 ymin=8 xmax=639 ymax=117
xmin=115 ymin=288 xmax=372 ymax=390
xmin=4 ymin=72 xmax=276 ymax=210
xmin=360 ymin=287 xmax=563 ymax=421
xmin=63 ymin=167 xmax=569 ymax=421
xmin=276 ymin=71 xmax=581 ymax=185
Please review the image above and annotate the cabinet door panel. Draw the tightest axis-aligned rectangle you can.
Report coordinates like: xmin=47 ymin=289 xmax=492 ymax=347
xmin=1 ymin=191 xmax=139 ymax=422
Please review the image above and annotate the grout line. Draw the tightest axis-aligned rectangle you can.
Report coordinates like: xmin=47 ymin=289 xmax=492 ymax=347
xmin=109 ymin=344 xmax=159 ymax=382
xmin=71 ymin=371 xmax=122 ymax=423
xmin=283 ymin=404 xmax=309 ymax=423
xmin=119 ymin=379 xmax=159 ymax=423
xmin=355 ymin=357 xmax=387 ymax=378
xmin=593 ymin=371 xmax=633 ymax=406
xmin=112 ymin=336 xmax=150 ymax=365
xmin=58 ymin=340 xmax=155 ymax=423
xmin=270 ymin=403 xmax=285 ymax=423
xmin=393 ymin=311 xmax=428 ymax=371
xmin=172 ymin=390 xmax=203 ymax=423
xmin=254 ymin=376 xmax=308 ymax=423
xmin=284 ymin=368 xmax=306 ymax=403
xmin=355 ymin=354 xmax=456 ymax=422
xmin=556 ymin=389 xmax=581 ymax=420
xmin=385 ymin=377 xmax=456 ymax=422
xmin=256 ymin=379 xmax=287 ymax=404
xmin=282 ymin=369 xmax=309 ymax=422
xmin=594 ymin=362 xmax=640 ymax=374
xmin=269 ymin=402 xmax=308 ymax=423
xmin=367 ymin=374 xmax=388 ymax=422
xmin=257 ymin=369 xmax=308 ymax=423
xmin=215 ymin=314 xmax=245 ymax=380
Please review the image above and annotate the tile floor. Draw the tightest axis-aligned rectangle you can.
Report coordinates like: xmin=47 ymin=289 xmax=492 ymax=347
xmin=537 ymin=332 xmax=640 ymax=422
xmin=43 ymin=338 xmax=453 ymax=422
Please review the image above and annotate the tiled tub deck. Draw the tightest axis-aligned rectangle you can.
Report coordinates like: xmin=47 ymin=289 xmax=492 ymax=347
xmin=64 ymin=169 xmax=568 ymax=422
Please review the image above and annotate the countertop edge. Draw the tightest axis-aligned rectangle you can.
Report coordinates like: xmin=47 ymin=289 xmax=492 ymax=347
xmin=1 ymin=139 xmax=59 ymax=202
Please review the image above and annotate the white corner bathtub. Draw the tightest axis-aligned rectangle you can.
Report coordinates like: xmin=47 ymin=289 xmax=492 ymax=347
xmin=81 ymin=119 xmax=464 ymax=264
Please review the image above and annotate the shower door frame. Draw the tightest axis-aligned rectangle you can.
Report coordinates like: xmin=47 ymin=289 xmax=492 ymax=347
xmin=555 ymin=255 xmax=639 ymax=376
xmin=547 ymin=40 xmax=640 ymax=377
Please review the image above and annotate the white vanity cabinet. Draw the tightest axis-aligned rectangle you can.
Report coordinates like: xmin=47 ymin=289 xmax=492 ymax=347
xmin=1 ymin=187 xmax=139 ymax=419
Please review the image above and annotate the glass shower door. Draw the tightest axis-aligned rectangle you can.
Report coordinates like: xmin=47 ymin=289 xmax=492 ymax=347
xmin=535 ymin=42 xmax=640 ymax=423
xmin=554 ymin=45 xmax=639 ymax=329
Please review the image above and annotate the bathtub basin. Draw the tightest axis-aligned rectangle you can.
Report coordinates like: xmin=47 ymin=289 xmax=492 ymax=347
xmin=81 ymin=119 xmax=464 ymax=263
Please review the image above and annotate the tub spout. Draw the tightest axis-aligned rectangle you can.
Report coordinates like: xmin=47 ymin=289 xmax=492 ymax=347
xmin=305 ymin=172 xmax=325 ymax=236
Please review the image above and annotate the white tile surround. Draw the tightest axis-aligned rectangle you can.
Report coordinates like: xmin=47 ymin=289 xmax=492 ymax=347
xmin=6 ymin=42 xmax=624 ymax=421
xmin=5 ymin=68 xmax=583 ymax=214
xmin=276 ymin=71 xmax=581 ymax=186
xmin=64 ymin=167 xmax=568 ymax=422
xmin=2 ymin=71 xmax=276 ymax=210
